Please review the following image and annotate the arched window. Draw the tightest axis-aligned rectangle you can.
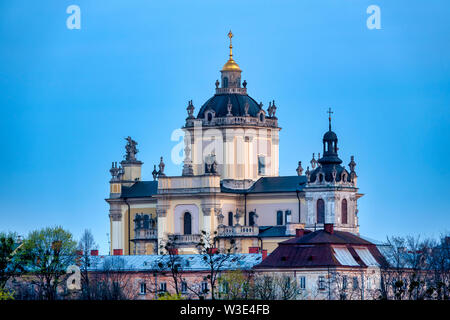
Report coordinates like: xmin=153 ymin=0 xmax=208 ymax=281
xmin=223 ymin=77 xmax=228 ymax=88
xmin=341 ymin=199 xmax=348 ymax=224
xmin=183 ymin=212 xmax=192 ymax=235
xmin=249 ymin=212 xmax=256 ymax=226
xmin=276 ymin=210 xmax=283 ymax=225
xmin=228 ymin=212 xmax=233 ymax=226
xmin=207 ymin=113 xmax=213 ymax=122
xmin=317 ymin=199 xmax=325 ymax=224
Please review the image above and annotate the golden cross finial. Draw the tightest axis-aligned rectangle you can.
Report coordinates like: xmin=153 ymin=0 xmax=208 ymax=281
xmin=228 ymin=30 xmax=233 ymax=59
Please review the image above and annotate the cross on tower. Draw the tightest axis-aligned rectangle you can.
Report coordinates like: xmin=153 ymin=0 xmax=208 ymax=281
xmin=228 ymin=30 xmax=233 ymax=58
xmin=327 ymin=107 xmax=333 ymax=131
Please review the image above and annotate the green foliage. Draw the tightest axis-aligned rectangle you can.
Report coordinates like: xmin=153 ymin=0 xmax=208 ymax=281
xmin=218 ymin=270 xmax=251 ymax=300
xmin=157 ymin=292 xmax=185 ymax=300
xmin=0 ymin=287 xmax=15 ymax=300
xmin=0 ymin=231 xmax=23 ymax=289
xmin=20 ymin=226 xmax=77 ymax=300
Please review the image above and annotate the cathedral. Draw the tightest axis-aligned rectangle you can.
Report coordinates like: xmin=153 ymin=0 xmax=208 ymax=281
xmin=106 ymin=32 xmax=361 ymax=256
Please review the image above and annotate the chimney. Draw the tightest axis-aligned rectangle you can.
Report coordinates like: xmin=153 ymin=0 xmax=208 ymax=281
xmin=75 ymin=250 xmax=83 ymax=265
xmin=324 ymin=223 xmax=334 ymax=234
xmin=207 ymin=248 xmax=218 ymax=254
xmin=262 ymin=250 xmax=268 ymax=260
xmin=113 ymin=249 xmax=123 ymax=256
xmin=249 ymin=247 xmax=260 ymax=254
xmin=295 ymin=229 xmax=305 ymax=238
xmin=90 ymin=250 xmax=99 ymax=256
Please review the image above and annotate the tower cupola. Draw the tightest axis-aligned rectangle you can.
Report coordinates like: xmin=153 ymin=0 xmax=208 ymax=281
xmin=220 ymin=31 xmax=242 ymax=90
xmin=318 ymin=108 xmax=342 ymax=166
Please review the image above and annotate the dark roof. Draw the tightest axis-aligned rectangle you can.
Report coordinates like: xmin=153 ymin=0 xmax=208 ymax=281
xmin=258 ymin=226 xmax=287 ymax=238
xmin=309 ymin=164 xmax=349 ymax=183
xmin=121 ymin=181 xmax=158 ymax=198
xmin=197 ymin=94 xmax=262 ymax=118
xmin=255 ymin=229 xmax=389 ymax=269
xmin=323 ymin=130 xmax=338 ymax=141
xmin=281 ymin=230 xmax=373 ymax=245
xmin=221 ymin=176 xmax=307 ymax=194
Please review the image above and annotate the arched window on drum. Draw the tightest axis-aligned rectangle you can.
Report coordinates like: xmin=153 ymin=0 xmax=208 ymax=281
xmin=316 ymin=199 xmax=325 ymax=224
xmin=341 ymin=199 xmax=348 ymax=224
xmin=183 ymin=212 xmax=192 ymax=235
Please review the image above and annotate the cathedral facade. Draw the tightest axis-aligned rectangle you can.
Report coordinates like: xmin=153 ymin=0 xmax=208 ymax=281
xmin=106 ymin=32 xmax=362 ymax=256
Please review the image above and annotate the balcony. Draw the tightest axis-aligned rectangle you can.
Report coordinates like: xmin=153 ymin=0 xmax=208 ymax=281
xmin=132 ymin=228 xmax=158 ymax=241
xmin=217 ymin=225 xmax=259 ymax=237
xmin=168 ymin=234 xmax=202 ymax=246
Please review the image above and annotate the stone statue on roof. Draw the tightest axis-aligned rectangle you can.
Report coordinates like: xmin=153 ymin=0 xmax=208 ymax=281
xmin=125 ymin=136 xmax=139 ymax=161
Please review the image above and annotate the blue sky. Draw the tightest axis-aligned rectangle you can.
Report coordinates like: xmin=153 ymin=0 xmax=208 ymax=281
xmin=0 ymin=1 xmax=449 ymax=254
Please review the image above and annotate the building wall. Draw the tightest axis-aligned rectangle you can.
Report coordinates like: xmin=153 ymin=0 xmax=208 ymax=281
xmin=187 ymin=126 xmax=280 ymax=181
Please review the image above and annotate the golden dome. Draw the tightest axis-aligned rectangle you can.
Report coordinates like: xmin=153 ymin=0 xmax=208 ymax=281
xmin=222 ymin=58 xmax=241 ymax=72
xmin=221 ymin=30 xmax=242 ymax=72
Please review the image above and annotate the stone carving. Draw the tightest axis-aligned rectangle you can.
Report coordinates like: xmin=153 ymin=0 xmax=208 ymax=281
xmin=124 ymin=136 xmax=139 ymax=161
xmin=204 ymin=154 xmax=219 ymax=175
xmin=110 ymin=162 xmax=120 ymax=180
xmin=244 ymin=102 xmax=249 ymax=116
xmin=158 ymin=157 xmax=165 ymax=176
xmin=234 ymin=209 xmax=243 ymax=226
xmin=268 ymin=100 xmax=277 ymax=118
xmin=310 ymin=153 xmax=317 ymax=170
xmin=152 ymin=157 xmax=166 ymax=179
xmin=296 ymin=161 xmax=303 ymax=176
xmin=215 ymin=79 xmax=219 ymax=88
xmin=227 ymin=98 xmax=233 ymax=116
xmin=217 ymin=213 xmax=224 ymax=225
xmin=305 ymin=166 xmax=311 ymax=182
xmin=152 ymin=165 xmax=158 ymax=181
xmin=186 ymin=100 xmax=195 ymax=119
xmin=242 ymin=80 xmax=247 ymax=88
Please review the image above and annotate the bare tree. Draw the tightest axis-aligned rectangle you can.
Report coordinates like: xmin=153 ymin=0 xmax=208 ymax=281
xmin=196 ymin=230 xmax=236 ymax=300
xmin=77 ymin=229 xmax=98 ymax=300
xmin=86 ymin=256 xmax=134 ymax=300
xmin=155 ymin=238 xmax=185 ymax=296
xmin=252 ymin=274 xmax=277 ymax=300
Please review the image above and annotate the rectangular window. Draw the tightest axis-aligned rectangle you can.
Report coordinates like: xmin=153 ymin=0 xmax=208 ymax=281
xmin=343 ymin=276 xmax=348 ymax=290
xmin=140 ymin=282 xmax=146 ymax=295
xmin=159 ymin=282 xmax=167 ymax=293
xmin=299 ymin=276 xmax=306 ymax=290
xmin=285 ymin=210 xmax=291 ymax=223
xmin=258 ymin=156 xmax=266 ymax=175
xmin=181 ymin=281 xmax=187 ymax=293
xmin=318 ymin=276 xmax=325 ymax=290
xmin=353 ymin=277 xmax=359 ymax=290
xmin=201 ymin=281 xmax=208 ymax=293
xmin=277 ymin=210 xmax=283 ymax=225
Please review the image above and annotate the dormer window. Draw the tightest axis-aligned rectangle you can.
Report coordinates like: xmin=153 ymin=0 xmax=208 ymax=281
xmin=205 ymin=110 xmax=215 ymax=122
xmin=259 ymin=111 xmax=265 ymax=122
